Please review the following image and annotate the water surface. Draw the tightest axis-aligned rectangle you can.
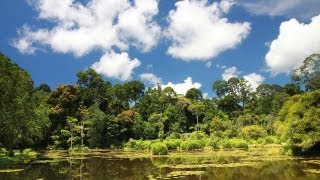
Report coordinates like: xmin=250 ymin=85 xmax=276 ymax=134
xmin=1 ymin=150 xmax=320 ymax=180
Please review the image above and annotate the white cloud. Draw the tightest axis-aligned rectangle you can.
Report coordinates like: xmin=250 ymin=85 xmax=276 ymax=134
xmin=265 ymin=15 xmax=320 ymax=74
xmin=243 ymin=73 xmax=265 ymax=91
xmin=13 ymin=0 xmax=160 ymax=56
xmin=205 ymin=61 xmax=212 ymax=68
xmin=220 ymin=65 xmax=265 ymax=91
xmin=203 ymin=93 xmax=209 ymax=99
xmin=222 ymin=66 xmax=238 ymax=81
xmin=240 ymin=0 xmax=320 ymax=20
xmin=162 ymin=77 xmax=201 ymax=95
xmin=91 ymin=51 xmax=141 ymax=81
xmin=116 ymin=0 xmax=161 ymax=52
xmin=165 ymin=0 xmax=251 ymax=61
xmin=139 ymin=73 xmax=162 ymax=86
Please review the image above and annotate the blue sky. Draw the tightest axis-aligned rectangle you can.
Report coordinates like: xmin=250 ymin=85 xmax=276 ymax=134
xmin=1 ymin=0 xmax=320 ymax=97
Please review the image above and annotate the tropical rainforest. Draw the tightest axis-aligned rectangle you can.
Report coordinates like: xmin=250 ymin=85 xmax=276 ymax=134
xmin=0 ymin=52 xmax=319 ymax=156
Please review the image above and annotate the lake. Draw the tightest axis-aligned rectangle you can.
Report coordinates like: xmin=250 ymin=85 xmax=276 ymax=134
xmin=1 ymin=149 xmax=320 ymax=180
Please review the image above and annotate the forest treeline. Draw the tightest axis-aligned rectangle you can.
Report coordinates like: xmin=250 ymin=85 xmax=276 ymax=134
xmin=0 ymin=52 xmax=319 ymax=156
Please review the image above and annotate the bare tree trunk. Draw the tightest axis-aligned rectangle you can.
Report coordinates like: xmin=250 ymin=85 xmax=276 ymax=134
xmin=196 ymin=114 xmax=199 ymax=131
xmin=71 ymin=132 xmax=73 ymax=149
xmin=81 ymin=121 xmax=84 ymax=147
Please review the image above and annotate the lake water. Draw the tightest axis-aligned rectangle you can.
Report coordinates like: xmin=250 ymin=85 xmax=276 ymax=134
xmin=1 ymin=150 xmax=320 ymax=180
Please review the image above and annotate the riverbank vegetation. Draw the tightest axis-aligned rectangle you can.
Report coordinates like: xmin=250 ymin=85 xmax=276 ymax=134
xmin=0 ymin=52 xmax=320 ymax=162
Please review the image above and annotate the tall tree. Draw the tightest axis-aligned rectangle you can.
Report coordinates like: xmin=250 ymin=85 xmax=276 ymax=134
xmin=212 ymin=80 xmax=228 ymax=98
xmin=160 ymin=87 xmax=177 ymax=107
xmin=227 ymin=77 xmax=252 ymax=108
xmin=284 ymin=83 xmax=302 ymax=96
xmin=47 ymin=85 xmax=81 ymax=131
xmin=123 ymin=80 xmax=145 ymax=104
xmin=0 ymin=53 xmax=47 ymax=154
xmin=76 ymin=68 xmax=111 ymax=107
xmin=188 ymin=102 xmax=206 ymax=131
xmin=251 ymin=84 xmax=283 ymax=115
xmin=185 ymin=88 xmax=203 ymax=102
xmin=292 ymin=53 xmax=320 ymax=91
xmin=135 ymin=88 xmax=162 ymax=121
xmin=85 ymin=104 xmax=119 ymax=148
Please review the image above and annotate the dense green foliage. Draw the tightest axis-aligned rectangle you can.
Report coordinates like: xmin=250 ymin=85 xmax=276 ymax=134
xmin=151 ymin=142 xmax=168 ymax=155
xmin=0 ymin=52 xmax=319 ymax=156
xmin=275 ymin=90 xmax=320 ymax=155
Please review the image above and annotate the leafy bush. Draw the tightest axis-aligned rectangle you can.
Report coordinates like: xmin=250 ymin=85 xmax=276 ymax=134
xmin=189 ymin=131 xmax=208 ymax=139
xmin=229 ymin=139 xmax=249 ymax=149
xmin=180 ymin=140 xmax=204 ymax=150
xmin=124 ymin=139 xmax=151 ymax=151
xmin=264 ymin=136 xmax=280 ymax=144
xmin=22 ymin=148 xmax=38 ymax=159
xmin=151 ymin=142 xmax=168 ymax=155
xmin=257 ymin=138 xmax=265 ymax=144
xmin=69 ymin=145 xmax=90 ymax=153
xmin=241 ymin=125 xmax=266 ymax=140
xmin=221 ymin=139 xmax=232 ymax=149
xmin=164 ymin=139 xmax=182 ymax=150
xmin=206 ymin=138 xmax=220 ymax=149
xmin=166 ymin=133 xmax=181 ymax=139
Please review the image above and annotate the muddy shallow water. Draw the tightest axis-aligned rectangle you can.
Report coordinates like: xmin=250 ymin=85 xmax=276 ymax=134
xmin=1 ymin=150 xmax=320 ymax=180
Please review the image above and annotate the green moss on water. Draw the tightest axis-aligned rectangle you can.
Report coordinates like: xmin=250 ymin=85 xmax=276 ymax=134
xmin=302 ymin=160 xmax=320 ymax=165
xmin=0 ymin=169 xmax=24 ymax=173
xmin=164 ymin=170 xmax=205 ymax=178
xmin=304 ymin=169 xmax=320 ymax=174
xmin=162 ymin=162 xmax=260 ymax=169
xmin=33 ymin=159 xmax=67 ymax=164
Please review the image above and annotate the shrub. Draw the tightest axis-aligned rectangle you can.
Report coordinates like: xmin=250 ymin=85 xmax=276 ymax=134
xmin=69 ymin=146 xmax=90 ymax=153
xmin=22 ymin=148 xmax=38 ymax=158
xmin=221 ymin=139 xmax=232 ymax=149
xmin=264 ymin=136 xmax=280 ymax=144
xmin=206 ymin=138 xmax=220 ymax=149
xmin=164 ymin=139 xmax=182 ymax=150
xmin=257 ymin=138 xmax=265 ymax=144
xmin=124 ymin=139 xmax=150 ymax=151
xmin=189 ymin=131 xmax=208 ymax=140
xmin=180 ymin=140 xmax=204 ymax=150
xmin=241 ymin=125 xmax=266 ymax=140
xmin=229 ymin=139 xmax=249 ymax=149
xmin=167 ymin=133 xmax=181 ymax=139
xmin=124 ymin=139 xmax=137 ymax=150
xmin=151 ymin=142 xmax=168 ymax=155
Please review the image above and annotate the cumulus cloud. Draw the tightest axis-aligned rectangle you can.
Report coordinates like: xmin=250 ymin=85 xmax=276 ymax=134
xmin=221 ymin=66 xmax=239 ymax=81
xmin=12 ymin=0 xmax=160 ymax=56
xmin=165 ymin=0 xmax=251 ymax=61
xmin=265 ymin=15 xmax=320 ymax=74
xmin=243 ymin=73 xmax=265 ymax=91
xmin=220 ymin=66 xmax=265 ymax=91
xmin=162 ymin=77 xmax=201 ymax=95
xmin=91 ymin=52 xmax=141 ymax=81
xmin=239 ymin=0 xmax=320 ymax=20
xmin=139 ymin=73 xmax=162 ymax=86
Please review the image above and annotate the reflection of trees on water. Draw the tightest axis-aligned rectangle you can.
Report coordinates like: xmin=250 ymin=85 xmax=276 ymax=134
xmin=1 ymin=156 xmax=320 ymax=179
xmin=204 ymin=160 xmax=320 ymax=180
xmin=83 ymin=157 xmax=160 ymax=179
